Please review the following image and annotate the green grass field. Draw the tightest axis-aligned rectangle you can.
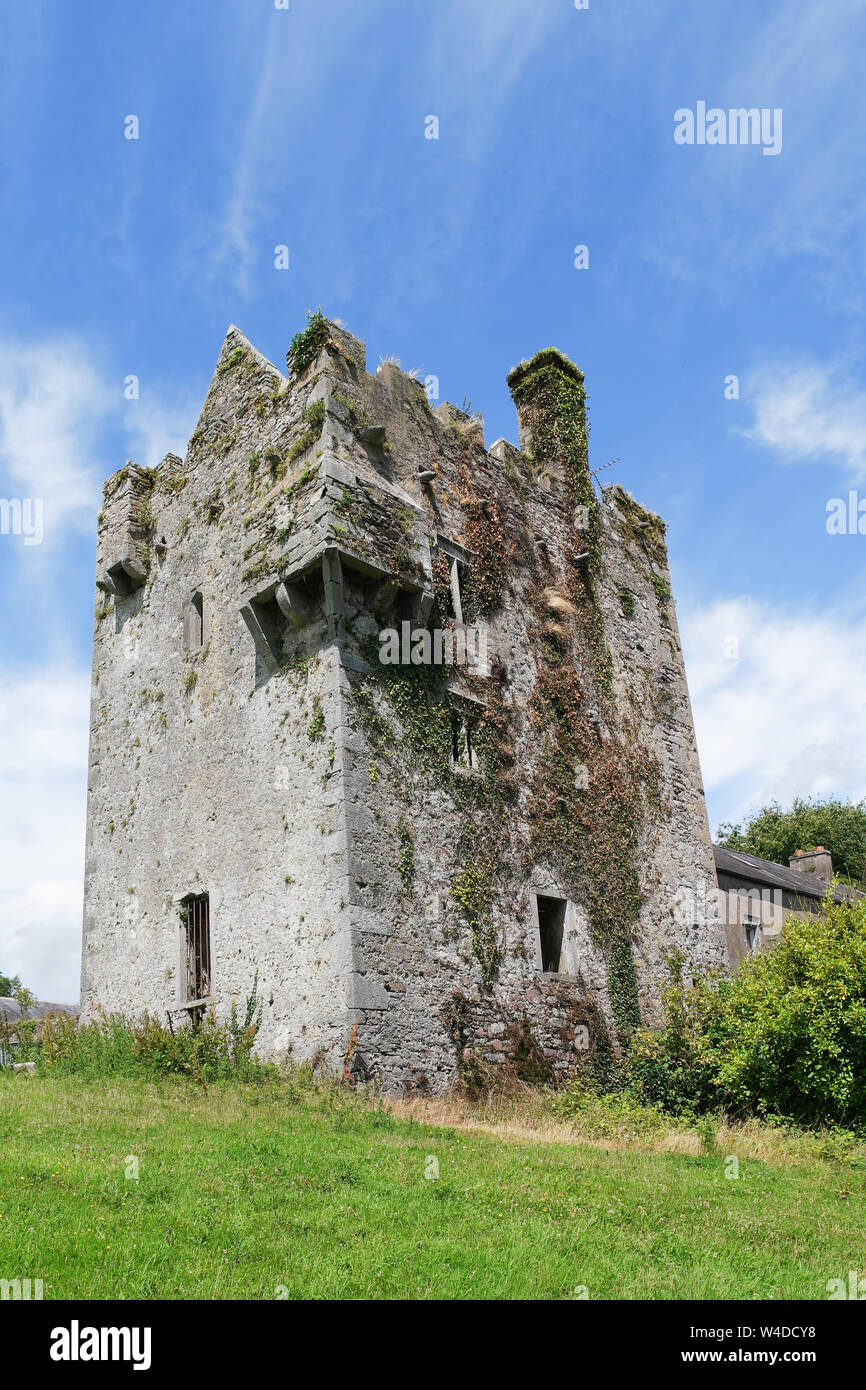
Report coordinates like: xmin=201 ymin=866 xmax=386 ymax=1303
xmin=0 ymin=1073 xmax=862 ymax=1300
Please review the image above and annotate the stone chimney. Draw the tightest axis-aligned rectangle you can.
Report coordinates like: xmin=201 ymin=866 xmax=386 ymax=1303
xmin=789 ymin=846 xmax=834 ymax=883
xmin=506 ymin=348 xmax=588 ymax=482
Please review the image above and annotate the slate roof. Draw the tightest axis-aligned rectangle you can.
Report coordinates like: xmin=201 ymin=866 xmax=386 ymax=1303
xmin=712 ymin=845 xmax=863 ymax=904
xmin=0 ymin=998 xmax=79 ymax=1023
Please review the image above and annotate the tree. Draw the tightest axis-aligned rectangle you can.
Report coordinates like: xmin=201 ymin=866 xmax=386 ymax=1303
xmin=0 ymin=972 xmax=36 ymax=1010
xmin=717 ymin=796 xmax=866 ymax=886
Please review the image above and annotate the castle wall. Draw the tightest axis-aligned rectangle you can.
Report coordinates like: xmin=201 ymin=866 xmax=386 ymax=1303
xmin=82 ymin=317 xmax=728 ymax=1091
xmin=81 ymin=339 xmax=359 ymax=1069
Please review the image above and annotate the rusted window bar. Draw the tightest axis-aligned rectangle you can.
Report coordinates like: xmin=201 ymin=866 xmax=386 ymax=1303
xmin=186 ymin=895 xmax=210 ymax=1001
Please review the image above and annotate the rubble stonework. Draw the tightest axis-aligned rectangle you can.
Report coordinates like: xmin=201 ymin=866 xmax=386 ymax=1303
xmin=81 ymin=316 xmax=728 ymax=1091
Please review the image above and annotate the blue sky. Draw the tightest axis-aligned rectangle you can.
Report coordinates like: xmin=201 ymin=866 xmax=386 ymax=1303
xmin=2 ymin=0 xmax=866 ymax=998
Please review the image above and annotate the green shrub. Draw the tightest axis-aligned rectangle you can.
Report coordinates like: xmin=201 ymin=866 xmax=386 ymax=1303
xmin=626 ymin=951 xmax=721 ymax=1116
xmin=628 ymin=901 xmax=866 ymax=1126
xmin=287 ymin=308 xmax=329 ymax=379
xmin=708 ymin=898 xmax=866 ymax=1124
xmin=549 ymin=1085 xmax=669 ymax=1140
xmin=37 ymin=979 xmax=268 ymax=1085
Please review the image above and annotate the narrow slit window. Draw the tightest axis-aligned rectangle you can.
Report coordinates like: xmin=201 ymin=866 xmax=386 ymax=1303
xmin=537 ymin=895 xmax=566 ymax=973
xmin=450 ymin=710 xmax=479 ymax=773
xmin=183 ymin=894 xmax=211 ymax=1001
xmin=448 ymin=558 xmax=464 ymax=624
xmin=183 ymin=592 xmax=204 ymax=653
xmin=450 ymin=712 xmax=462 ymax=764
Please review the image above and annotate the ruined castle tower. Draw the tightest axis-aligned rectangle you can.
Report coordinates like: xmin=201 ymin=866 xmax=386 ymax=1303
xmin=81 ymin=315 xmax=728 ymax=1090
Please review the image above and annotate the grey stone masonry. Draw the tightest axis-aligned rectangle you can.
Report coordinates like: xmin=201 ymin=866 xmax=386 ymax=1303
xmin=81 ymin=317 xmax=729 ymax=1092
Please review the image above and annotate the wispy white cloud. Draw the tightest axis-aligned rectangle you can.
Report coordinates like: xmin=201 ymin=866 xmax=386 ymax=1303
xmin=0 ymin=338 xmax=110 ymax=529
xmin=0 ymin=666 xmax=90 ymax=1002
xmin=681 ymin=595 xmax=866 ymax=834
xmin=735 ymin=0 xmax=866 ymax=280
xmin=0 ymin=335 xmax=198 ymax=543
xmin=123 ymin=390 xmax=200 ymax=474
xmin=429 ymin=0 xmax=559 ymax=150
xmin=641 ymin=0 xmax=866 ymax=306
xmin=204 ymin=31 xmax=285 ymax=296
xmin=203 ymin=0 xmax=561 ymax=297
xmin=742 ymin=360 xmax=866 ymax=481
xmin=0 ymin=341 xmax=198 ymax=1003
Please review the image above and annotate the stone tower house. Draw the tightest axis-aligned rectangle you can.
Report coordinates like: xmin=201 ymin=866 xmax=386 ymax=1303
xmin=81 ymin=315 xmax=728 ymax=1090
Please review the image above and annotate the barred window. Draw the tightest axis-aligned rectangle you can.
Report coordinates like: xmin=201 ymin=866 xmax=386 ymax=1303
xmin=183 ymin=894 xmax=211 ymax=1001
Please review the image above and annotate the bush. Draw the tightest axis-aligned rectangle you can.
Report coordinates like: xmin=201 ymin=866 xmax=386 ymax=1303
xmin=709 ymin=898 xmax=866 ymax=1124
xmin=549 ymin=1085 xmax=670 ymax=1140
xmin=37 ymin=979 xmax=268 ymax=1085
xmin=626 ymin=958 xmax=723 ymax=1117
xmin=287 ymin=308 xmax=329 ymax=379
xmin=628 ymin=901 xmax=866 ymax=1126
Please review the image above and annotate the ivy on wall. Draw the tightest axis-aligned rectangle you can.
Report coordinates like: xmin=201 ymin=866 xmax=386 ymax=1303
xmin=457 ymin=467 xmax=512 ymax=622
xmin=350 ymin=636 xmax=515 ymax=986
xmin=507 ymin=349 xmax=599 ymax=568
xmin=507 ymin=348 xmax=661 ymax=1045
xmin=347 ymin=349 xmax=667 ymax=1050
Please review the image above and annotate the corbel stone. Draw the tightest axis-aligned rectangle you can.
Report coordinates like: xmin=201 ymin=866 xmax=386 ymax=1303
xmin=322 ymin=548 xmax=345 ymax=642
xmin=97 ymin=548 xmax=149 ymax=596
xmin=239 ymin=575 xmax=283 ymax=667
xmin=275 ymin=580 xmax=313 ymax=628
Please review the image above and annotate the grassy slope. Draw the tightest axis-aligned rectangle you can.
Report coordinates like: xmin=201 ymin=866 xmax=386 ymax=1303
xmin=0 ymin=1074 xmax=861 ymax=1301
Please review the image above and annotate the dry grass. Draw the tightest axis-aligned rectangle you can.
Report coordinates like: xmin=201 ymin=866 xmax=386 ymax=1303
xmin=542 ymin=586 xmax=578 ymax=618
xmin=389 ymin=1086 xmax=866 ymax=1171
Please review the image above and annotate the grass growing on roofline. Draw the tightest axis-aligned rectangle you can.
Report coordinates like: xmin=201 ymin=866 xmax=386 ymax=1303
xmin=0 ymin=1071 xmax=862 ymax=1301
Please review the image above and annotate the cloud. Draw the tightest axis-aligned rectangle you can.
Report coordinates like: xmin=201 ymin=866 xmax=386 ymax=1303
xmin=123 ymin=391 xmax=200 ymax=474
xmin=430 ymin=0 xmax=559 ymax=140
xmin=735 ymin=0 xmax=866 ymax=277
xmin=0 ymin=334 xmax=198 ymax=547
xmin=0 ymin=337 xmax=111 ymax=529
xmin=0 ymin=343 xmax=197 ymax=1002
xmin=639 ymin=0 xmax=866 ymax=308
xmin=203 ymin=0 xmax=561 ymax=296
xmin=742 ymin=361 xmax=866 ymax=481
xmin=0 ymin=666 xmax=90 ymax=1002
xmin=681 ymin=595 xmax=866 ymax=835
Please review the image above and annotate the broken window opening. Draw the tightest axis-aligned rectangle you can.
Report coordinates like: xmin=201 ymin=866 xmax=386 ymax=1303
xmin=537 ymin=895 xmax=566 ymax=973
xmin=183 ymin=893 xmax=211 ymax=1002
